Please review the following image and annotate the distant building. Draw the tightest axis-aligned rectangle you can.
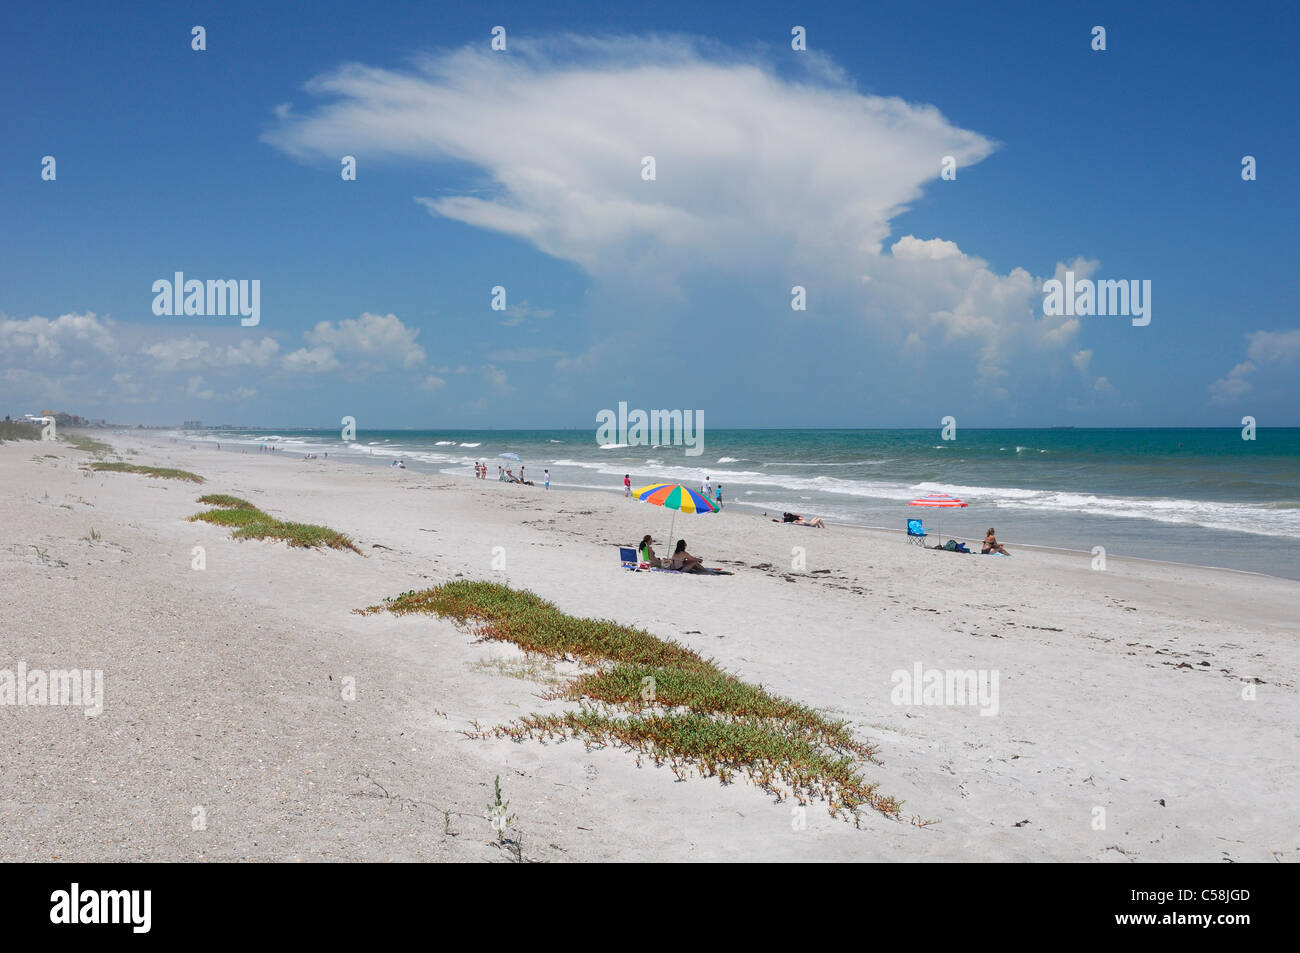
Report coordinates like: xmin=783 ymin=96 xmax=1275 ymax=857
xmin=182 ymin=420 xmax=202 ymax=429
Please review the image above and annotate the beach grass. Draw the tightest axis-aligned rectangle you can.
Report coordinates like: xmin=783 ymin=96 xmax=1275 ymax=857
xmin=0 ymin=420 xmax=42 ymax=443
xmin=189 ymin=497 xmax=361 ymax=553
xmin=196 ymin=493 xmax=256 ymax=509
xmin=64 ymin=433 xmax=115 ymax=457
xmin=358 ymin=579 xmax=899 ymax=820
xmin=90 ymin=461 xmax=204 ymax=483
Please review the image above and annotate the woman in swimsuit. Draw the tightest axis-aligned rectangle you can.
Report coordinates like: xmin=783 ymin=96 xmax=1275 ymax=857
xmin=982 ymin=527 xmax=1010 ymax=555
xmin=671 ymin=539 xmax=707 ymax=573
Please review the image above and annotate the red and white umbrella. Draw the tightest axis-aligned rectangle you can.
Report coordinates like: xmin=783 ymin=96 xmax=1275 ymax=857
xmin=908 ymin=493 xmax=968 ymax=541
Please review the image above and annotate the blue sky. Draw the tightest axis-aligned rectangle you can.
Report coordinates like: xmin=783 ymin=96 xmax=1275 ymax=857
xmin=2 ymin=0 xmax=1296 ymax=428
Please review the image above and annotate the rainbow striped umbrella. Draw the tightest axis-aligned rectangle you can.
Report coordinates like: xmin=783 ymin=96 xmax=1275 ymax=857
xmin=908 ymin=493 xmax=968 ymax=541
xmin=633 ymin=483 xmax=719 ymax=555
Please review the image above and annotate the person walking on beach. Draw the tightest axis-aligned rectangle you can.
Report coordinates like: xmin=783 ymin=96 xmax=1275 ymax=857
xmin=702 ymin=475 xmax=712 ymax=498
xmin=624 ymin=474 xmax=631 ymax=497
xmin=544 ymin=469 xmax=550 ymax=490
xmin=715 ymin=484 xmax=723 ymax=509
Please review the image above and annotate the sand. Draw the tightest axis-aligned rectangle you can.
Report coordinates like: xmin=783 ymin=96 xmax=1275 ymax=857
xmin=2 ymin=432 xmax=1296 ymax=862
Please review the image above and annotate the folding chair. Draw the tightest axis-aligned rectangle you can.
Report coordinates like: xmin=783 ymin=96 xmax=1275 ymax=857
xmin=906 ymin=518 xmax=928 ymax=546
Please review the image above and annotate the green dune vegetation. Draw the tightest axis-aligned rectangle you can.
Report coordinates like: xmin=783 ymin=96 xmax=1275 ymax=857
xmin=358 ymin=580 xmax=901 ymax=822
xmin=0 ymin=420 xmax=41 ymax=442
xmin=189 ymin=493 xmax=361 ymax=553
xmin=64 ymin=433 xmax=115 ymax=457
xmin=89 ymin=461 xmax=204 ymax=483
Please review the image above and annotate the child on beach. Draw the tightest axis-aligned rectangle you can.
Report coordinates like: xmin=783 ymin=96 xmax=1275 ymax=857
xmin=544 ymin=469 xmax=550 ymax=490
xmin=624 ymin=474 xmax=631 ymax=497
xmin=715 ymin=485 xmax=722 ymax=509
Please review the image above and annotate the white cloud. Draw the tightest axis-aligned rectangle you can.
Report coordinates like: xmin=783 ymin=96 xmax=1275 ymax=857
xmin=1246 ymin=329 xmax=1300 ymax=364
xmin=265 ymin=36 xmax=996 ymax=284
xmin=281 ymin=344 xmax=341 ymax=374
xmin=141 ymin=336 xmax=279 ymax=371
xmin=282 ymin=312 xmax=425 ymax=375
xmin=185 ymin=376 xmax=215 ymax=400
xmin=482 ymin=364 xmax=511 ymax=396
xmin=1211 ymin=329 xmax=1300 ymax=403
xmin=892 ymin=236 xmax=962 ymax=261
xmin=264 ymin=39 xmax=1122 ymax=405
xmin=0 ymin=311 xmax=119 ymax=367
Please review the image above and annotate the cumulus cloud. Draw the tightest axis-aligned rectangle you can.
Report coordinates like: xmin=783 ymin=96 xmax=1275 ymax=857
xmin=1210 ymin=329 xmax=1300 ymax=403
xmin=265 ymin=35 xmax=996 ymax=284
xmin=263 ymin=37 xmax=1124 ymax=407
xmin=282 ymin=312 xmax=426 ymax=376
xmin=141 ymin=336 xmax=279 ymax=371
xmin=892 ymin=236 xmax=963 ymax=262
xmin=1245 ymin=329 xmax=1300 ymax=364
xmin=0 ymin=311 xmax=119 ymax=367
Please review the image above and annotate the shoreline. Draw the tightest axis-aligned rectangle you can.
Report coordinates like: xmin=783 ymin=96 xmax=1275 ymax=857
xmin=6 ymin=431 xmax=1296 ymax=861
xmin=153 ymin=428 xmax=1296 ymax=584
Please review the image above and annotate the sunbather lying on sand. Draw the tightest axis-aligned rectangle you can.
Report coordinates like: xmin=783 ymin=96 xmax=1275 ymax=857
xmin=773 ymin=511 xmax=826 ymax=528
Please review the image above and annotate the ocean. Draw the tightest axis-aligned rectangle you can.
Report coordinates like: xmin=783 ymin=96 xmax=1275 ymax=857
xmin=173 ymin=427 xmax=1300 ymax=580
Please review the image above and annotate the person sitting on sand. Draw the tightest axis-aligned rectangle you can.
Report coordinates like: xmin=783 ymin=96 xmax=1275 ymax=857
xmin=638 ymin=534 xmax=664 ymax=568
xmin=670 ymin=539 xmax=707 ymax=574
xmin=982 ymin=527 xmax=1010 ymax=555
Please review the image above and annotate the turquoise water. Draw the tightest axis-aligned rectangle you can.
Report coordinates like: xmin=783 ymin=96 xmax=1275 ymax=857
xmin=179 ymin=427 xmax=1300 ymax=580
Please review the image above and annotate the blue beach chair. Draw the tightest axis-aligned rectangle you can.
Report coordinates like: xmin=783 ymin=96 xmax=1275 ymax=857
xmin=618 ymin=546 xmax=640 ymax=569
xmin=907 ymin=518 xmax=928 ymax=546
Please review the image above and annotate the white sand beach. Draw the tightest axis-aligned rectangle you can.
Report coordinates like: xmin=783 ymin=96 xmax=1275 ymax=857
xmin=2 ymin=433 xmax=1297 ymax=862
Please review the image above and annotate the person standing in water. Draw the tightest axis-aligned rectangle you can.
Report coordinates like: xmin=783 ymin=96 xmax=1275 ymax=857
xmin=544 ymin=469 xmax=550 ymax=490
